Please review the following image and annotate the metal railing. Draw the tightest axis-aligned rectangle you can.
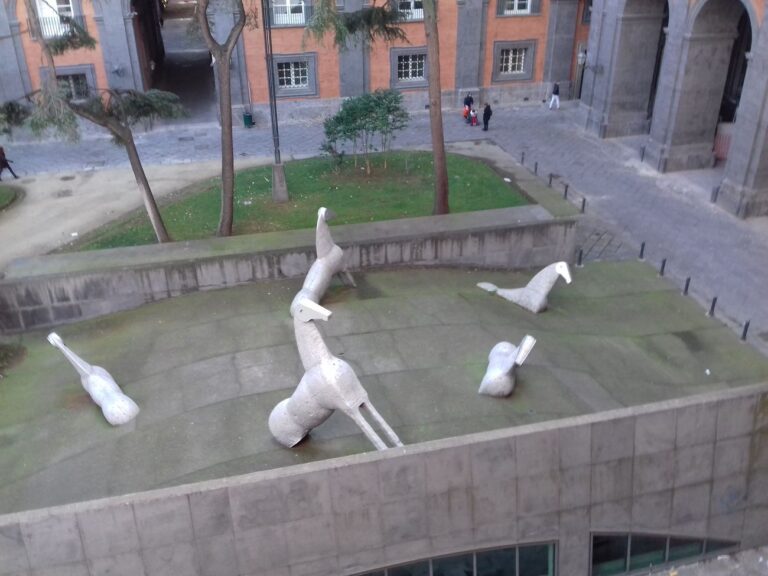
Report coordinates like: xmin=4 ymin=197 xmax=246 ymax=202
xmin=398 ymin=7 xmax=423 ymax=20
xmin=32 ymin=14 xmax=87 ymax=39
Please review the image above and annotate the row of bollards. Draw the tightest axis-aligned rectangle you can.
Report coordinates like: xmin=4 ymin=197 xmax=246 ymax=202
xmin=518 ymin=152 xmax=588 ymax=216
xmin=637 ymin=240 xmax=752 ymax=342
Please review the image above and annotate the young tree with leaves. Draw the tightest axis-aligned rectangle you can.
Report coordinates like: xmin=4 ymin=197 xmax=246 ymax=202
xmin=307 ymin=0 xmax=450 ymax=213
xmin=14 ymin=0 xmax=185 ymax=243
xmin=195 ymin=0 xmax=246 ymax=237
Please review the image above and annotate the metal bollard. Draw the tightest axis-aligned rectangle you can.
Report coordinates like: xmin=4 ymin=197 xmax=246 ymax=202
xmin=659 ymin=258 xmax=667 ymax=277
xmin=564 ymin=184 xmax=569 ymax=199
xmin=580 ymin=198 xmax=586 ymax=213
xmin=708 ymin=297 xmax=718 ymax=317
xmin=639 ymin=242 xmax=646 ymax=260
xmin=577 ymin=249 xmax=583 ymax=267
xmin=741 ymin=320 xmax=751 ymax=341
xmin=534 ymin=162 xmax=538 ymax=175
xmin=683 ymin=277 xmax=691 ymax=295
xmin=548 ymin=173 xmax=553 ymax=187
xmin=640 ymin=146 xmax=646 ymax=162
xmin=521 ymin=151 xmax=525 ymax=164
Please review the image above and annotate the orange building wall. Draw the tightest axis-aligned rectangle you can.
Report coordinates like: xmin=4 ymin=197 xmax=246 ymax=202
xmin=369 ymin=1 xmax=458 ymax=92
xmin=483 ymin=5 xmax=550 ymax=88
xmin=241 ymin=26 xmax=340 ymax=103
xmin=18 ymin=0 xmax=109 ymax=92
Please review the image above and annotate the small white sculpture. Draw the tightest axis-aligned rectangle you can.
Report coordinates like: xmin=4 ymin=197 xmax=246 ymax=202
xmin=47 ymin=333 xmax=139 ymax=426
xmin=290 ymin=207 xmax=355 ymax=316
xmin=479 ymin=336 xmax=537 ymax=397
xmin=269 ymin=298 xmax=403 ymax=451
xmin=477 ymin=261 xmax=572 ymax=313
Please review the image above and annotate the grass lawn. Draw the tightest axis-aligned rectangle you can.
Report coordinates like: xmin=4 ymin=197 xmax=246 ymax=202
xmin=76 ymin=151 xmax=529 ymax=250
xmin=0 ymin=184 xmax=18 ymax=211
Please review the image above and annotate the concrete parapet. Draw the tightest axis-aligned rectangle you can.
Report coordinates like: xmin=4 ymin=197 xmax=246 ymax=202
xmin=0 ymin=206 xmax=577 ymax=333
xmin=0 ymin=382 xmax=765 ymax=576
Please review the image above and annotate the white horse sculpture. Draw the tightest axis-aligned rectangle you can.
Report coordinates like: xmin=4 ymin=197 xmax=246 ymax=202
xmin=290 ymin=207 xmax=355 ymax=317
xmin=269 ymin=298 xmax=403 ymax=450
xmin=477 ymin=261 xmax=572 ymax=313
xmin=47 ymin=333 xmax=139 ymax=426
xmin=478 ymin=336 xmax=537 ymax=397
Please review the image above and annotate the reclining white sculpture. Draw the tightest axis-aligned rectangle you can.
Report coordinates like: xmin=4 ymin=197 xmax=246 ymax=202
xmin=478 ymin=336 xmax=537 ymax=397
xmin=290 ymin=207 xmax=355 ymax=316
xmin=47 ymin=332 xmax=139 ymax=426
xmin=477 ymin=261 xmax=572 ymax=313
xmin=269 ymin=298 xmax=403 ymax=450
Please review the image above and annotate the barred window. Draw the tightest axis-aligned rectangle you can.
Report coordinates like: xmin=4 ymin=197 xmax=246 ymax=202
xmin=277 ymin=61 xmax=309 ymax=89
xmin=502 ymin=0 xmax=529 ymax=14
xmin=397 ymin=53 xmax=426 ymax=81
xmin=398 ymin=0 xmax=423 ymax=20
xmin=58 ymin=73 xmax=89 ymax=100
xmin=499 ymin=47 xmax=526 ymax=75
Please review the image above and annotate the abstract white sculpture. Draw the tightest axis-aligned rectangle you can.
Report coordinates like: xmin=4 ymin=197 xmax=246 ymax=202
xmin=290 ymin=207 xmax=355 ymax=316
xmin=269 ymin=298 xmax=403 ymax=450
xmin=477 ymin=261 xmax=572 ymax=313
xmin=47 ymin=333 xmax=139 ymax=426
xmin=478 ymin=336 xmax=537 ymax=397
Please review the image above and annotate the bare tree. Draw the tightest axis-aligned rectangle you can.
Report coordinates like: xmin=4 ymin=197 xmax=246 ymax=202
xmin=195 ymin=0 xmax=246 ymax=237
xmin=17 ymin=0 xmax=184 ymax=243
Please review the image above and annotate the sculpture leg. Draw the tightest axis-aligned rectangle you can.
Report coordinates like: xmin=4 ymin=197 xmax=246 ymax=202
xmin=362 ymin=403 xmax=403 ymax=447
xmin=347 ymin=407 xmax=388 ymax=451
xmin=339 ymin=270 xmax=357 ymax=288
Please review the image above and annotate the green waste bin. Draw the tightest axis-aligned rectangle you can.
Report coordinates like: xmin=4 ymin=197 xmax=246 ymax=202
xmin=243 ymin=112 xmax=253 ymax=128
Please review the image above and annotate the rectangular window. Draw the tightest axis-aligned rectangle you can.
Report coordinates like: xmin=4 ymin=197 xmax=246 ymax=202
xmin=397 ymin=53 xmax=425 ymax=81
xmin=519 ymin=544 xmax=555 ymax=576
xmin=592 ymin=534 xmax=628 ymax=576
xmin=502 ymin=0 xmax=529 ymax=14
xmin=271 ymin=0 xmax=307 ymax=25
xmin=58 ymin=73 xmax=89 ymax=100
xmin=628 ymin=535 xmax=666 ymax=572
xmin=56 ymin=0 xmax=73 ymax=17
xmin=499 ymin=47 xmax=526 ymax=75
xmin=398 ymin=0 xmax=423 ymax=20
xmin=433 ymin=553 xmax=473 ymax=576
xmin=277 ymin=61 xmax=309 ymax=89
xmin=35 ymin=0 xmax=78 ymax=38
xmin=388 ymin=561 xmax=429 ymax=576
xmin=667 ymin=538 xmax=703 ymax=562
xmin=477 ymin=547 xmax=516 ymax=576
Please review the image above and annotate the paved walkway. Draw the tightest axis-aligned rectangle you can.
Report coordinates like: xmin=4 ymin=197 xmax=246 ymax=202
xmin=3 ymin=102 xmax=768 ymax=353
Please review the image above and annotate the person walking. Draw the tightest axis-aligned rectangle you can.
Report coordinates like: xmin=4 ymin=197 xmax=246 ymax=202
xmin=0 ymin=147 xmax=19 ymax=180
xmin=549 ymin=82 xmax=560 ymax=110
xmin=482 ymin=103 xmax=493 ymax=131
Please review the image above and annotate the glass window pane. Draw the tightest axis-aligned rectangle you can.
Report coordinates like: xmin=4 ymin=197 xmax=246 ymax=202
xmin=592 ymin=535 xmax=628 ymax=576
xmin=667 ymin=538 xmax=703 ymax=562
xmin=389 ymin=561 xmax=430 ymax=576
xmin=629 ymin=535 xmax=666 ymax=571
xmin=477 ymin=547 xmax=516 ymax=576
xmin=433 ymin=553 xmax=473 ymax=576
xmin=519 ymin=544 xmax=553 ymax=576
xmin=705 ymin=539 xmax=738 ymax=554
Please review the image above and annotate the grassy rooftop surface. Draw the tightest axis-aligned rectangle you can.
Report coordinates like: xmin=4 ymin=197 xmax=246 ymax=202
xmin=1 ymin=261 xmax=767 ymax=514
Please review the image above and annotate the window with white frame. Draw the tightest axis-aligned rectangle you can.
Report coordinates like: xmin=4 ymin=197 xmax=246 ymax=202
xmin=397 ymin=53 xmax=425 ymax=81
xmin=271 ymin=0 xmax=306 ymax=25
xmin=58 ymin=73 xmax=89 ymax=100
xmin=492 ymin=40 xmax=535 ymax=82
xmin=501 ymin=0 xmax=529 ymax=14
xmin=35 ymin=0 xmax=76 ymax=38
xmin=398 ymin=0 xmax=423 ymax=20
xmin=273 ymin=54 xmax=317 ymax=97
xmin=499 ymin=47 xmax=526 ymax=75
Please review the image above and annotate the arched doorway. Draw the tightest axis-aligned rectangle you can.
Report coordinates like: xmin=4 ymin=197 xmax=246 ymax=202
xmin=645 ymin=0 xmax=754 ymax=172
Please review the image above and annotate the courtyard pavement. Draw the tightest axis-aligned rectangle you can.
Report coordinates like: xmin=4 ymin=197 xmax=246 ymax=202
xmin=3 ymin=102 xmax=767 ymax=356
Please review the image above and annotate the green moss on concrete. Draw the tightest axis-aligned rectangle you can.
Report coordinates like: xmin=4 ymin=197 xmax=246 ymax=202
xmin=1 ymin=261 xmax=767 ymax=514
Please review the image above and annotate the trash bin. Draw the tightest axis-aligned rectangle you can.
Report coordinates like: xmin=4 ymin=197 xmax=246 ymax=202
xmin=243 ymin=112 xmax=253 ymax=128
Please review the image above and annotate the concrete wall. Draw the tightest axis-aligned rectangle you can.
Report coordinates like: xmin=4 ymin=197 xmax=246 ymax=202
xmin=0 ymin=207 xmax=577 ymax=333
xmin=0 ymin=381 xmax=765 ymax=576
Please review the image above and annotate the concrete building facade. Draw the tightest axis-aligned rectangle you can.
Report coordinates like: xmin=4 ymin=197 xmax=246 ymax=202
xmin=580 ymin=0 xmax=768 ymax=218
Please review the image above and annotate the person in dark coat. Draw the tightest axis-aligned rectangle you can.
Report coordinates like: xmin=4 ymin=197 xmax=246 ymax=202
xmin=463 ymin=93 xmax=474 ymax=123
xmin=0 ymin=147 xmax=19 ymax=180
xmin=482 ymin=103 xmax=493 ymax=131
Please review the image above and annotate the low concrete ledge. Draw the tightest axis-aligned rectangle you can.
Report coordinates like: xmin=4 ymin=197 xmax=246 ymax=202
xmin=0 ymin=206 xmax=576 ymax=332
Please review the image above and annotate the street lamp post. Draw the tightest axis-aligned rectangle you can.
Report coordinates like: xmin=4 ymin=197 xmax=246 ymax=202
xmin=261 ymin=0 xmax=288 ymax=202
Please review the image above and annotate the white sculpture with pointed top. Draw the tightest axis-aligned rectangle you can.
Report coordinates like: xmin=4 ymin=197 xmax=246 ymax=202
xmin=477 ymin=261 xmax=572 ymax=313
xmin=479 ymin=335 xmax=537 ymax=397
xmin=47 ymin=333 xmax=139 ymax=426
xmin=290 ymin=207 xmax=356 ymax=317
xmin=269 ymin=298 xmax=403 ymax=451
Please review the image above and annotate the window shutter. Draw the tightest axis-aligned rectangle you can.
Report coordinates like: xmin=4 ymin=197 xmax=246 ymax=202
xmin=530 ymin=0 xmax=540 ymax=14
xmin=496 ymin=0 xmax=505 ymax=15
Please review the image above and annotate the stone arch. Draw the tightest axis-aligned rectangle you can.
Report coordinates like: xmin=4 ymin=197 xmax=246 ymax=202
xmin=687 ymin=0 xmax=757 ymax=46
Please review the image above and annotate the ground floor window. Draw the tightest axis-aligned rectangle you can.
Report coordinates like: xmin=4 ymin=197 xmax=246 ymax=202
xmin=273 ymin=53 xmax=317 ymax=97
xmin=492 ymin=40 xmax=536 ymax=82
xmin=390 ymin=48 xmax=428 ymax=89
xmin=591 ymin=533 xmax=738 ymax=576
xmin=357 ymin=542 xmax=556 ymax=576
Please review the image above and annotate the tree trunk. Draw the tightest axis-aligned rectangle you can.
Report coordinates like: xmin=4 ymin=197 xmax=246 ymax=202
xmin=215 ymin=50 xmax=235 ymax=237
xmin=423 ymin=0 xmax=449 ymax=215
xmin=121 ymin=128 xmax=171 ymax=243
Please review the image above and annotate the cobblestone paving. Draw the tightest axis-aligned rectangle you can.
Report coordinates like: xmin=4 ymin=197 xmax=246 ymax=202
xmin=5 ymin=102 xmax=768 ymax=355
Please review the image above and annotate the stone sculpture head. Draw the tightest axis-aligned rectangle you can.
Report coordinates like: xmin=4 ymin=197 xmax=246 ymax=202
xmin=555 ymin=261 xmax=572 ymax=284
